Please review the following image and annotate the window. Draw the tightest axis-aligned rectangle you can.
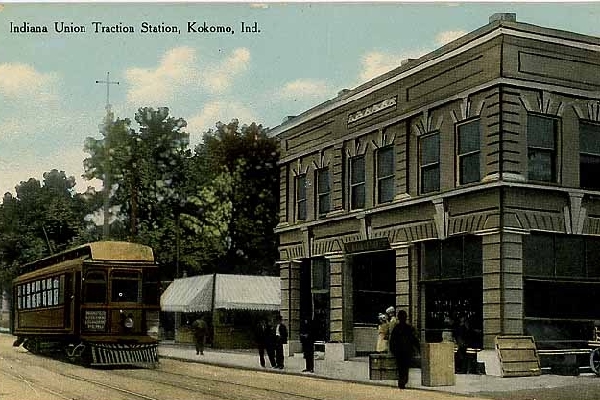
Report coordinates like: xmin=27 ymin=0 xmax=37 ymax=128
xmin=296 ymin=174 xmax=307 ymax=220
xmin=352 ymin=251 xmax=396 ymax=324
xmin=16 ymin=275 xmax=63 ymax=309
xmin=580 ymin=121 xmax=600 ymax=190
xmin=419 ymin=132 xmax=440 ymax=194
xmin=312 ymin=258 xmax=330 ymax=291
xmin=523 ymin=233 xmax=600 ymax=279
xmin=457 ymin=120 xmax=480 ymax=185
xmin=84 ymin=270 xmax=107 ymax=303
xmin=377 ymin=146 xmax=395 ymax=203
xmin=316 ymin=168 xmax=330 ymax=216
xmin=528 ymin=114 xmax=557 ymax=182
xmin=350 ymin=155 xmax=365 ymax=209
xmin=111 ymin=271 xmax=140 ymax=302
xmin=421 ymin=235 xmax=482 ymax=280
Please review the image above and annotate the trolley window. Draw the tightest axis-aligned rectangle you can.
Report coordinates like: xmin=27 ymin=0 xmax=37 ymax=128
xmin=84 ymin=271 xmax=107 ymax=303
xmin=16 ymin=275 xmax=64 ymax=309
xmin=111 ymin=271 xmax=141 ymax=302
xmin=142 ymin=268 xmax=159 ymax=305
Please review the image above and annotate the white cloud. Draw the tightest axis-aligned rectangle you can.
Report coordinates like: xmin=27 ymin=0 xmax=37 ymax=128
xmin=358 ymin=49 xmax=427 ymax=82
xmin=277 ymin=79 xmax=332 ymax=100
xmin=203 ymin=48 xmax=251 ymax=93
xmin=0 ymin=62 xmax=58 ymax=102
xmin=436 ymin=30 xmax=468 ymax=46
xmin=125 ymin=46 xmax=198 ymax=105
xmin=125 ymin=46 xmax=251 ymax=105
xmin=186 ymin=101 xmax=258 ymax=147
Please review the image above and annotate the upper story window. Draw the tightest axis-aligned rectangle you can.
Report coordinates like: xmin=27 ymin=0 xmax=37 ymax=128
xmin=377 ymin=146 xmax=395 ymax=203
xmin=457 ymin=120 xmax=480 ymax=185
xmin=350 ymin=155 xmax=366 ymax=209
xmin=419 ymin=132 xmax=440 ymax=194
xmin=580 ymin=121 xmax=600 ymax=190
xmin=316 ymin=167 xmax=331 ymax=216
xmin=527 ymin=114 xmax=558 ymax=182
xmin=296 ymin=174 xmax=307 ymax=221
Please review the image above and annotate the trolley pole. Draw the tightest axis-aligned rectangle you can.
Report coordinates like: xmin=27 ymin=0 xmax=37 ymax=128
xmin=95 ymin=72 xmax=119 ymax=239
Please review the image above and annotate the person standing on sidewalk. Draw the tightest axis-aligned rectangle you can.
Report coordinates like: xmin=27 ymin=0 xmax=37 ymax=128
xmin=274 ymin=314 xmax=288 ymax=369
xmin=255 ymin=319 xmax=276 ymax=368
xmin=192 ymin=316 xmax=208 ymax=356
xmin=299 ymin=317 xmax=315 ymax=373
xmin=376 ymin=313 xmax=390 ymax=353
xmin=389 ymin=309 xmax=419 ymax=389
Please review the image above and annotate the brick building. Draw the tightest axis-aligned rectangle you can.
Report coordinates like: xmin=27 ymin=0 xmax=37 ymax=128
xmin=270 ymin=14 xmax=600 ymax=358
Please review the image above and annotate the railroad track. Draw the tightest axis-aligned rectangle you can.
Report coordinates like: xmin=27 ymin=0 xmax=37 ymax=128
xmin=111 ymin=365 xmax=330 ymax=400
xmin=1 ymin=352 xmax=329 ymax=400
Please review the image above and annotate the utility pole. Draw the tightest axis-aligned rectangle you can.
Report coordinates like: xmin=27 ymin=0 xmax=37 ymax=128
xmin=95 ymin=72 xmax=120 ymax=240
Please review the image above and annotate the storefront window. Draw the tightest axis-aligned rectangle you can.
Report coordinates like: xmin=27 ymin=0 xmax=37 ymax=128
xmin=352 ymin=251 xmax=395 ymax=324
xmin=421 ymin=235 xmax=482 ymax=280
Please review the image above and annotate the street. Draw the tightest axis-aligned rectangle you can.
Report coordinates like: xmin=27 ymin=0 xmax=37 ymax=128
xmin=2 ymin=333 xmax=600 ymax=400
xmin=0 ymin=334 xmax=485 ymax=400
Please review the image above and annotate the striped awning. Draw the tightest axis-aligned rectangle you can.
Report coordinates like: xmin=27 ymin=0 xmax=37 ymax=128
xmin=160 ymin=274 xmax=280 ymax=313
xmin=160 ymin=275 xmax=213 ymax=313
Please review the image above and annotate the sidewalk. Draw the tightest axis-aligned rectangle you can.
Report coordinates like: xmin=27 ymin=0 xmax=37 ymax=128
xmin=158 ymin=342 xmax=599 ymax=397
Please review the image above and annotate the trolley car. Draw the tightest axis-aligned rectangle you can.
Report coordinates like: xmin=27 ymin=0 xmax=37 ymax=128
xmin=12 ymin=241 xmax=160 ymax=367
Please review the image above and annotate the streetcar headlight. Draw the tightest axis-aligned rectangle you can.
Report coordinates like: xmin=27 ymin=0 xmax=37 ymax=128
xmin=124 ymin=316 xmax=134 ymax=329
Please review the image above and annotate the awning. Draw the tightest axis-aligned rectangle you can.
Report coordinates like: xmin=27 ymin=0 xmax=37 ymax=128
xmin=160 ymin=274 xmax=280 ymax=313
xmin=160 ymin=274 xmax=213 ymax=313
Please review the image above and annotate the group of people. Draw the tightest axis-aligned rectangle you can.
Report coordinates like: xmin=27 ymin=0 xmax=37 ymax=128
xmin=197 ymin=309 xmax=419 ymax=389
xmin=255 ymin=314 xmax=289 ymax=370
xmin=377 ymin=306 xmax=420 ymax=389
xmin=256 ymin=315 xmax=315 ymax=373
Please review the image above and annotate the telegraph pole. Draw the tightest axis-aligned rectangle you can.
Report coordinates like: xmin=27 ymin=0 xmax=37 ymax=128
xmin=95 ymin=72 xmax=119 ymax=239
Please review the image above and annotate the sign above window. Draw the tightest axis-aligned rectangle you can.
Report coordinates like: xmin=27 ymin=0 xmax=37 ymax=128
xmin=348 ymin=96 xmax=397 ymax=125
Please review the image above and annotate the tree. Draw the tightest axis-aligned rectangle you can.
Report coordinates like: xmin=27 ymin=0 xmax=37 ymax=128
xmin=195 ymin=120 xmax=280 ymax=275
xmin=0 ymin=170 xmax=93 ymax=288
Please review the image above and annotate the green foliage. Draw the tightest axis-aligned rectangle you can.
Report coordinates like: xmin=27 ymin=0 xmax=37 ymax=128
xmin=0 ymin=170 xmax=95 ymax=288
xmin=2 ymin=110 xmax=280 ymax=288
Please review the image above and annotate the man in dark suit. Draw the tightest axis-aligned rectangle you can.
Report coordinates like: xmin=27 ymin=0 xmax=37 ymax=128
xmin=299 ymin=317 xmax=315 ymax=372
xmin=274 ymin=314 xmax=288 ymax=369
xmin=389 ymin=309 xmax=420 ymax=389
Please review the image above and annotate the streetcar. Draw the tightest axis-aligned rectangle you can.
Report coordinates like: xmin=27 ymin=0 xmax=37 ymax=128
xmin=11 ymin=241 xmax=160 ymax=367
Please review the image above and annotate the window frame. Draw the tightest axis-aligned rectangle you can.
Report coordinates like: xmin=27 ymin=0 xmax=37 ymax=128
xmin=316 ymin=167 xmax=331 ymax=216
xmin=419 ymin=131 xmax=441 ymax=194
xmin=527 ymin=113 xmax=559 ymax=183
xmin=456 ymin=119 xmax=481 ymax=186
xmin=579 ymin=120 xmax=600 ymax=190
xmin=349 ymin=154 xmax=366 ymax=210
xmin=376 ymin=145 xmax=395 ymax=204
xmin=295 ymin=173 xmax=307 ymax=221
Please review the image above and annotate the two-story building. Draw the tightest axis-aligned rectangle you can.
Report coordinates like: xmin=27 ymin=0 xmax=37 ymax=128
xmin=270 ymin=13 xmax=600 ymax=359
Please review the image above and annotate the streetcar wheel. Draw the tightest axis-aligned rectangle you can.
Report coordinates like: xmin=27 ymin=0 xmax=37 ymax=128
xmin=590 ymin=348 xmax=600 ymax=376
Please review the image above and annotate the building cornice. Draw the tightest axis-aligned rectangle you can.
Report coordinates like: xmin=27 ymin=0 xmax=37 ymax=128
xmin=269 ymin=26 xmax=600 ymax=139
xmin=276 ymin=76 xmax=600 ymax=165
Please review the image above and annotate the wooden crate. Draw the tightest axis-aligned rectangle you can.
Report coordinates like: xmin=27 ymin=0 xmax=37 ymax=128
xmin=369 ymin=353 xmax=397 ymax=380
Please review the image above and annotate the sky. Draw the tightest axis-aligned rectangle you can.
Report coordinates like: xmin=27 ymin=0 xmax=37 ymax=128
xmin=1 ymin=2 xmax=600 ymax=196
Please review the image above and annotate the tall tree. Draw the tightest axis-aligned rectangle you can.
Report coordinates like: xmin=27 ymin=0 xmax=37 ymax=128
xmin=0 ymin=170 xmax=93 ymax=288
xmin=195 ymin=120 xmax=280 ymax=275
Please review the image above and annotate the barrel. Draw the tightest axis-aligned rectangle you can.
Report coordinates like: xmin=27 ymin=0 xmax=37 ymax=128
xmin=369 ymin=353 xmax=397 ymax=380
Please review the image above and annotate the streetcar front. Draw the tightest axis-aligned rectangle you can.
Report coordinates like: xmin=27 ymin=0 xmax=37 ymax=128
xmin=80 ymin=246 xmax=160 ymax=366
